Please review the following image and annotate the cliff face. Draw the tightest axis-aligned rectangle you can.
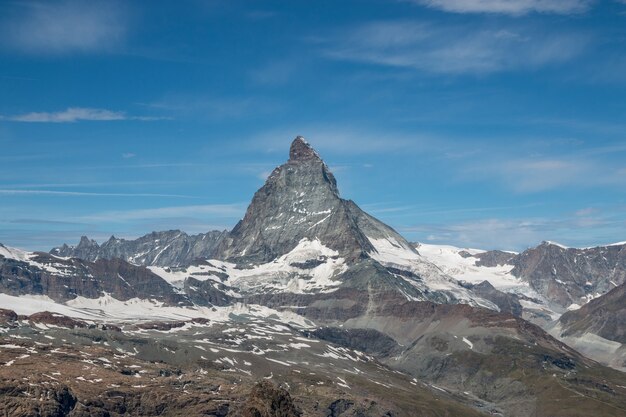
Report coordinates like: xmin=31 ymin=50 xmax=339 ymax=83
xmin=51 ymin=230 xmax=228 ymax=267
xmin=0 ymin=249 xmax=189 ymax=305
xmin=215 ymin=137 xmax=415 ymax=265
xmin=511 ymin=241 xmax=626 ymax=308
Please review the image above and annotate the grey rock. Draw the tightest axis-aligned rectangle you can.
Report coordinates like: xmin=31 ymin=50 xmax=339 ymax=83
xmin=463 ymin=280 xmax=523 ymax=317
xmin=559 ymin=282 xmax=626 ymax=344
xmin=215 ymin=137 xmax=416 ymax=265
xmin=473 ymin=250 xmax=517 ymax=267
xmin=510 ymin=241 xmax=626 ymax=308
xmin=51 ymin=229 xmax=228 ymax=267
xmin=0 ymin=252 xmax=191 ymax=305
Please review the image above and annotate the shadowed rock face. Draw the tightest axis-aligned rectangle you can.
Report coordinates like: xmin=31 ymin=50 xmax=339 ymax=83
xmin=0 ymin=253 xmax=190 ymax=305
xmin=215 ymin=137 xmax=415 ymax=265
xmin=510 ymin=241 xmax=626 ymax=308
xmin=559 ymin=282 xmax=626 ymax=344
xmin=465 ymin=280 xmax=523 ymax=317
xmin=51 ymin=230 xmax=228 ymax=267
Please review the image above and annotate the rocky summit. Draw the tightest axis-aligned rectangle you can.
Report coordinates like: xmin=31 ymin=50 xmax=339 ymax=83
xmin=1 ymin=137 xmax=625 ymax=417
xmin=215 ymin=136 xmax=415 ymax=265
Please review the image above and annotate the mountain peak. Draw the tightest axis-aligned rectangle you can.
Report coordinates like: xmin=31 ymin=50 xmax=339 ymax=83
xmin=77 ymin=236 xmax=98 ymax=249
xmin=215 ymin=136 xmax=415 ymax=265
xmin=289 ymin=136 xmax=320 ymax=162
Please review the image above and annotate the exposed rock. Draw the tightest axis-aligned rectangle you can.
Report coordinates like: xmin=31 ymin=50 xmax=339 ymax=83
xmin=28 ymin=311 xmax=87 ymax=329
xmin=51 ymin=229 xmax=228 ymax=267
xmin=0 ymin=308 xmax=17 ymax=324
xmin=463 ymin=280 xmax=523 ymax=317
xmin=473 ymin=250 xmax=517 ymax=267
xmin=511 ymin=241 xmax=626 ymax=308
xmin=308 ymin=328 xmax=401 ymax=357
xmin=0 ymin=253 xmax=190 ymax=305
xmin=238 ymin=381 xmax=301 ymax=417
xmin=215 ymin=137 xmax=416 ymax=265
xmin=559 ymin=282 xmax=626 ymax=344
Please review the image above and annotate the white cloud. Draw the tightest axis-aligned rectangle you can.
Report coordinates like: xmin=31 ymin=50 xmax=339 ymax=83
xmin=250 ymin=125 xmax=437 ymax=155
xmin=320 ymin=20 xmax=587 ymax=74
xmin=412 ymin=0 xmax=593 ymax=15
xmin=403 ymin=212 xmax=625 ymax=251
xmin=81 ymin=204 xmax=245 ymax=223
xmin=122 ymin=153 xmax=136 ymax=159
xmin=0 ymin=190 xmax=192 ymax=198
xmin=2 ymin=107 xmax=163 ymax=123
xmin=463 ymin=154 xmax=626 ymax=193
xmin=2 ymin=1 xmax=128 ymax=54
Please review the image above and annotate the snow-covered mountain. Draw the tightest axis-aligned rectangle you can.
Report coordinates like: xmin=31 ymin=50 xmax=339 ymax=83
xmin=2 ymin=137 xmax=626 ymax=417
xmin=51 ymin=229 xmax=227 ymax=267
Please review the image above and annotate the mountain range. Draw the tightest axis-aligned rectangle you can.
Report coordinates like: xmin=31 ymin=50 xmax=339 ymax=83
xmin=1 ymin=137 xmax=625 ymax=417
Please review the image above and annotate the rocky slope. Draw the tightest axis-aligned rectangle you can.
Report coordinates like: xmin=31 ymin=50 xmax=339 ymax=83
xmin=51 ymin=230 xmax=227 ymax=267
xmin=215 ymin=137 xmax=415 ymax=265
xmin=0 ymin=244 xmax=194 ymax=305
xmin=417 ymin=241 xmax=626 ymax=317
xmin=2 ymin=137 xmax=626 ymax=417
xmin=0 ymin=307 xmax=488 ymax=417
xmin=510 ymin=241 xmax=626 ymax=308
xmin=551 ymin=282 xmax=626 ymax=371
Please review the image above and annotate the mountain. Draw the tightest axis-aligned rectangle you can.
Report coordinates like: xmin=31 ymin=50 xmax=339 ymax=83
xmin=510 ymin=241 xmax=626 ymax=308
xmin=2 ymin=137 xmax=626 ymax=417
xmin=215 ymin=137 xmax=416 ymax=265
xmin=0 ymin=243 xmax=193 ymax=306
xmin=51 ymin=229 xmax=227 ymax=267
xmin=417 ymin=241 xmax=626 ymax=317
xmin=551 ymin=282 xmax=626 ymax=371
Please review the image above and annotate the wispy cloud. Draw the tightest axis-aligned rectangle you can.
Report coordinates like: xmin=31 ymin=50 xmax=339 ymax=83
xmin=463 ymin=155 xmax=626 ymax=193
xmin=0 ymin=190 xmax=194 ymax=198
xmin=318 ymin=20 xmax=588 ymax=74
xmin=81 ymin=204 xmax=245 ymax=223
xmin=10 ymin=218 xmax=87 ymax=226
xmin=404 ymin=212 xmax=625 ymax=251
xmin=251 ymin=125 xmax=438 ymax=155
xmin=122 ymin=153 xmax=136 ymax=159
xmin=1 ymin=1 xmax=128 ymax=54
xmin=410 ymin=0 xmax=594 ymax=15
xmin=1 ymin=107 xmax=165 ymax=123
xmin=143 ymin=94 xmax=281 ymax=120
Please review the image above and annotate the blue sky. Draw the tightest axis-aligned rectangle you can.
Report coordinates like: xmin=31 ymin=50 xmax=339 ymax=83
xmin=1 ymin=0 xmax=625 ymax=251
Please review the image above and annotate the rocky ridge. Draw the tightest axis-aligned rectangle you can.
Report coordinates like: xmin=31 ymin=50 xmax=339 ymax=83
xmin=51 ymin=230 xmax=227 ymax=267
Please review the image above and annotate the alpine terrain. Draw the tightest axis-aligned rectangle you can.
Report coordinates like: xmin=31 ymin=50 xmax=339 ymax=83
xmin=1 ymin=137 xmax=625 ymax=417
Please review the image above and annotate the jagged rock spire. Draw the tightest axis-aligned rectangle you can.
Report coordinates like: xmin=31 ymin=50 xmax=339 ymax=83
xmin=289 ymin=136 xmax=320 ymax=162
xmin=214 ymin=136 xmax=415 ymax=265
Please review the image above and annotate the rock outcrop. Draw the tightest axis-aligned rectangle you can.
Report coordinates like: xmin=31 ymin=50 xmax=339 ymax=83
xmin=215 ymin=137 xmax=415 ymax=265
xmin=51 ymin=229 xmax=228 ymax=267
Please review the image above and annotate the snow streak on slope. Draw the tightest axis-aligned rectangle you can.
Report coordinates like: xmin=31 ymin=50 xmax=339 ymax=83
xmin=0 ymin=243 xmax=80 ymax=277
xmin=0 ymin=244 xmax=29 ymax=262
xmin=416 ymin=244 xmax=524 ymax=290
xmin=416 ymin=243 xmax=559 ymax=320
xmin=366 ymin=237 xmax=498 ymax=310
xmin=151 ymin=238 xmax=347 ymax=295
xmin=0 ymin=292 xmax=314 ymax=328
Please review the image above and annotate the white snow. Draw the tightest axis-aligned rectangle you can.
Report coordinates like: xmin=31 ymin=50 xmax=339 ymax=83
xmin=462 ymin=337 xmax=474 ymax=349
xmin=367 ymin=239 xmax=501 ymax=309
xmin=150 ymin=238 xmax=347 ymax=295
xmin=215 ymin=238 xmax=347 ymax=294
xmin=415 ymin=243 xmax=556 ymax=316
xmin=544 ymin=241 xmax=568 ymax=249
xmin=0 ymin=292 xmax=314 ymax=328
xmin=0 ymin=244 xmax=30 ymax=261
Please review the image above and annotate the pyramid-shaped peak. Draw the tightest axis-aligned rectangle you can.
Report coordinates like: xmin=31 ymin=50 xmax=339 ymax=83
xmin=289 ymin=136 xmax=321 ymax=162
